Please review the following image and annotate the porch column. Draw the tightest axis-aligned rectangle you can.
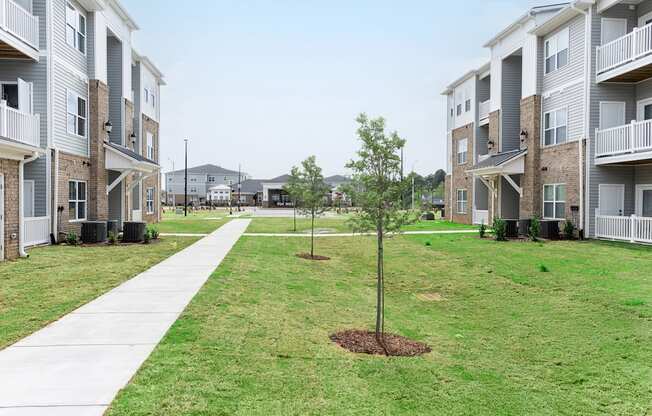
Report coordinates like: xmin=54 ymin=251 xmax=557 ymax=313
xmin=519 ymin=95 xmax=542 ymax=219
xmin=88 ymin=80 xmax=110 ymax=221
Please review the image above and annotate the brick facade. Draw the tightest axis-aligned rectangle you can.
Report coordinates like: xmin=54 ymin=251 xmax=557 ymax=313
xmin=451 ymin=123 xmax=474 ymax=225
xmin=539 ymin=141 xmax=583 ymax=225
xmin=55 ymin=152 xmax=91 ymax=237
xmin=141 ymin=115 xmax=160 ymax=224
xmin=88 ymin=80 xmax=109 ymax=222
xmin=444 ymin=174 xmax=451 ymax=221
xmin=488 ymin=110 xmax=500 ymax=155
xmin=519 ymin=95 xmax=542 ymax=219
xmin=0 ymin=158 xmax=20 ymax=260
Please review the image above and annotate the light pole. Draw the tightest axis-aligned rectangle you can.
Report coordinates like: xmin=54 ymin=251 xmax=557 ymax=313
xmin=168 ymin=158 xmax=175 ymax=210
xmin=184 ymin=139 xmax=188 ymax=217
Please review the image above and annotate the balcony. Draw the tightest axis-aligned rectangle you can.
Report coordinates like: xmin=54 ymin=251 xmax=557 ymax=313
xmin=596 ymin=23 xmax=652 ymax=83
xmin=479 ymin=100 xmax=490 ymax=126
xmin=595 ymin=120 xmax=652 ymax=164
xmin=595 ymin=213 xmax=652 ymax=244
xmin=0 ymin=0 xmax=39 ymax=60
xmin=0 ymin=100 xmax=40 ymax=148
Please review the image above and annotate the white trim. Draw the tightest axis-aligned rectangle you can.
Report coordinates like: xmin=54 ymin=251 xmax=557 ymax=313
xmin=146 ymin=187 xmax=155 ymax=214
xmin=53 ymin=55 xmax=89 ymax=83
xmin=501 ymin=174 xmax=522 ymax=197
xmin=67 ymin=179 xmax=87 ymax=222
xmin=543 ymin=183 xmax=567 ymax=220
xmin=23 ymin=179 xmax=35 ymax=217
xmin=544 ymin=26 xmax=570 ymax=75
xmin=639 ymin=11 xmax=652 ymax=28
xmin=637 ymin=97 xmax=652 ymax=121
xmin=456 ymin=188 xmax=468 ymax=214
xmin=65 ymin=88 xmax=87 ymax=138
xmin=635 ymin=184 xmax=652 ymax=217
xmin=0 ymin=174 xmax=4 ymax=261
xmin=541 ymin=77 xmax=583 ymax=99
xmin=457 ymin=138 xmax=468 ymax=165
xmin=543 ymin=106 xmax=569 ymax=146
xmin=65 ymin=2 xmax=87 ymax=56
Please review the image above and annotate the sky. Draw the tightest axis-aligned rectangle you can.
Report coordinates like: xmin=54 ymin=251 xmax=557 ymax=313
xmin=124 ymin=0 xmax=547 ymax=179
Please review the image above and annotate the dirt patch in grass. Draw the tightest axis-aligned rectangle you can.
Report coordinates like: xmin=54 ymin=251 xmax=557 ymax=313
xmin=296 ymin=253 xmax=331 ymax=261
xmin=330 ymin=330 xmax=431 ymax=357
xmin=416 ymin=292 xmax=445 ymax=302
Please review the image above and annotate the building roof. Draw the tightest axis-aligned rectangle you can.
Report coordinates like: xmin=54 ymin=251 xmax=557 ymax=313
xmin=441 ymin=62 xmax=491 ymax=95
xmin=167 ymin=164 xmax=242 ymax=176
xmin=483 ymin=3 xmax=569 ymax=48
xmin=238 ymin=179 xmax=265 ymax=194
xmin=133 ymin=49 xmax=166 ymax=85
xmin=106 ymin=141 xmax=158 ymax=165
xmin=470 ymin=149 xmax=526 ymax=171
xmin=325 ymin=175 xmax=350 ymax=184
xmin=266 ymin=174 xmax=291 ymax=183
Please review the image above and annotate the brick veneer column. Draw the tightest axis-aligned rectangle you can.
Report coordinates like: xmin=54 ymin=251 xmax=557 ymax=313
xmin=519 ymin=95 xmax=542 ymax=219
xmin=141 ymin=115 xmax=161 ymax=224
xmin=488 ymin=110 xmax=500 ymax=155
xmin=88 ymin=80 xmax=110 ymax=221
xmin=0 ymin=158 xmax=20 ymax=260
xmin=451 ymin=123 xmax=474 ymax=225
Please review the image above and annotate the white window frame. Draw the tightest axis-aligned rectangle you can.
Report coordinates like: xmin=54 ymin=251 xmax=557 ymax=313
xmin=456 ymin=103 xmax=462 ymax=116
xmin=66 ymin=89 xmax=87 ymax=138
xmin=146 ymin=132 xmax=154 ymax=160
xmin=68 ymin=180 xmax=87 ymax=222
xmin=543 ymin=184 xmax=566 ymax=220
xmin=456 ymin=189 xmax=468 ymax=214
xmin=465 ymin=99 xmax=471 ymax=113
xmin=543 ymin=107 xmax=568 ymax=146
xmin=544 ymin=27 xmax=569 ymax=75
xmin=146 ymin=187 xmax=155 ymax=214
xmin=457 ymin=138 xmax=468 ymax=165
xmin=66 ymin=2 xmax=86 ymax=55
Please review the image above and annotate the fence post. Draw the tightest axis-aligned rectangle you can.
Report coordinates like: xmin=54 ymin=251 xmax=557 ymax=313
xmin=631 ymin=215 xmax=636 ymax=243
xmin=633 ymin=27 xmax=638 ymax=59
xmin=0 ymin=101 xmax=6 ymax=139
xmin=631 ymin=120 xmax=637 ymax=153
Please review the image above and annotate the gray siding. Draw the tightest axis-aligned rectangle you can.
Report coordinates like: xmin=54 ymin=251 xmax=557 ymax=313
xmin=132 ymin=62 xmax=141 ymax=151
xmin=636 ymin=78 xmax=652 ymax=102
xmin=500 ymin=175 xmax=520 ymax=219
xmin=476 ymin=124 xmax=488 ymax=156
xmin=34 ymin=0 xmax=46 ymax=50
xmin=501 ymin=55 xmax=522 ymax=151
xmin=474 ymin=178 xmax=488 ymax=211
xmin=542 ymin=15 xmax=586 ymax=92
xmin=635 ymin=165 xmax=652 ymax=185
xmin=24 ymin=155 xmax=47 ymax=216
xmin=542 ymin=82 xmax=585 ymax=143
xmin=53 ymin=0 xmax=88 ymax=73
xmin=86 ymin=12 xmax=95 ymax=79
xmin=52 ymin=60 xmax=89 ymax=156
xmin=107 ymin=36 xmax=123 ymax=145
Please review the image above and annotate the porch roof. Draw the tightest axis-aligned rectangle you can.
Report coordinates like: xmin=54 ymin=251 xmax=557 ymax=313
xmin=104 ymin=142 xmax=159 ymax=173
xmin=468 ymin=149 xmax=527 ymax=176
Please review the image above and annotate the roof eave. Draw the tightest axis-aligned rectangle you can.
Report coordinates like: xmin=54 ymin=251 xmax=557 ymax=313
xmin=529 ymin=2 xmax=592 ymax=37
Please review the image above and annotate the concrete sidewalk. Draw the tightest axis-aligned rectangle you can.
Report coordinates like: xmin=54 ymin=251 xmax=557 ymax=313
xmin=162 ymin=229 xmax=479 ymax=238
xmin=0 ymin=219 xmax=251 ymax=416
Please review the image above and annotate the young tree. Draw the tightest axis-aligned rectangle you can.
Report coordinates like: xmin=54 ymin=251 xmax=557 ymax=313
xmin=345 ymin=114 xmax=412 ymax=350
xmin=284 ymin=174 xmax=302 ymax=232
xmin=288 ymin=156 xmax=331 ymax=258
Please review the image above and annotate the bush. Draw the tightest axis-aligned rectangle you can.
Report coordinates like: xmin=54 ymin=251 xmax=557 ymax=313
xmin=424 ymin=240 xmax=432 ymax=247
xmin=65 ymin=232 xmax=78 ymax=246
xmin=147 ymin=225 xmax=160 ymax=240
xmin=539 ymin=264 xmax=550 ymax=273
xmin=563 ymin=220 xmax=575 ymax=240
xmin=108 ymin=231 xmax=117 ymax=245
xmin=143 ymin=229 xmax=152 ymax=244
xmin=528 ymin=216 xmax=541 ymax=242
xmin=493 ymin=218 xmax=507 ymax=241
xmin=479 ymin=222 xmax=487 ymax=239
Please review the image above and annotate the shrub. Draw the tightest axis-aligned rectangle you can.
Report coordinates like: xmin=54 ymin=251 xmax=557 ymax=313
xmin=528 ymin=216 xmax=541 ymax=242
xmin=479 ymin=222 xmax=487 ymax=239
xmin=563 ymin=220 xmax=575 ymax=240
xmin=147 ymin=225 xmax=160 ymax=240
xmin=108 ymin=231 xmax=117 ymax=245
xmin=65 ymin=232 xmax=78 ymax=246
xmin=143 ymin=229 xmax=152 ymax=244
xmin=424 ymin=240 xmax=432 ymax=247
xmin=493 ymin=218 xmax=507 ymax=241
xmin=539 ymin=264 xmax=550 ymax=273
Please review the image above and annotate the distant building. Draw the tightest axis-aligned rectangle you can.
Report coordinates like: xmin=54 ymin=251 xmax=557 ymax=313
xmin=207 ymin=184 xmax=232 ymax=205
xmin=165 ymin=164 xmax=249 ymax=205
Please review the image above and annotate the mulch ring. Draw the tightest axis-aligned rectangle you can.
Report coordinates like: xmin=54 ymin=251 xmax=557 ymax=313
xmin=330 ymin=330 xmax=431 ymax=357
xmin=296 ymin=253 xmax=331 ymax=261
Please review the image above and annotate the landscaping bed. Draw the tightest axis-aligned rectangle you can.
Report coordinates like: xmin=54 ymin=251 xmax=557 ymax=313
xmin=107 ymin=234 xmax=652 ymax=415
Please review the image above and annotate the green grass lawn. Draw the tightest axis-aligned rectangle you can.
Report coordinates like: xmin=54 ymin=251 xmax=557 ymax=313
xmin=107 ymin=235 xmax=652 ymax=415
xmin=158 ymin=211 xmax=231 ymax=234
xmin=247 ymin=217 xmax=476 ymax=234
xmin=0 ymin=237 xmax=198 ymax=349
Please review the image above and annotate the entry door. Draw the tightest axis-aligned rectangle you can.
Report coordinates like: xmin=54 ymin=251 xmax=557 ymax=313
xmin=23 ymin=180 xmax=34 ymax=217
xmin=132 ymin=182 xmax=142 ymax=221
xmin=0 ymin=175 xmax=4 ymax=261
xmin=17 ymin=78 xmax=33 ymax=114
xmin=599 ymin=184 xmax=625 ymax=216
xmin=636 ymin=185 xmax=652 ymax=217
xmin=602 ymin=18 xmax=627 ymax=45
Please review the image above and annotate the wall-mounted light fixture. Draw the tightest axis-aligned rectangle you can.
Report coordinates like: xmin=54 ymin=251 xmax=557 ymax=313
xmin=520 ymin=129 xmax=528 ymax=143
xmin=104 ymin=121 xmax=113 ymax=134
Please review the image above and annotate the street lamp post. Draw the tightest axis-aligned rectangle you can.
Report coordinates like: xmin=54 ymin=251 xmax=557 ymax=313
xmin=184 ymin=139 xmax=188 ymax=217
xmin=168 ymin=158 xmax=175 ymax=210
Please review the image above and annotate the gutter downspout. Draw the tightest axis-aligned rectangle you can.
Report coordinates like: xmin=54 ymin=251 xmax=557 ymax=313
xmin=574 ymin=2 xmax=590 ymax=236
xmin=52 ymin=148 xmax=59 ymax=243
xmin=19 ymin=152 xmax=41 ymax=258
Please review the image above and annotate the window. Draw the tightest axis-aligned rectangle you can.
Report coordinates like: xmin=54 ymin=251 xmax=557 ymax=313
xmin=465 ymin=99 xmax=471 ymax=112
xmin=151 ymin=93 xmax=156 ymax=108
xmin=66 ymin=3 xmax=86 ymax=54
xmin=545 ymin=27 xmax=569 ymax=74
xmin=450 ymin=108 xmax=454 ymax=117
xmin=457 ymin=138 xmax=468 ymax=165
xmin=544 ymin=184 xmax=566 ymax=219
xmin=68 ymin=180 xmax=87 ymax=221
xmin=190 ymin=187 xmax=197 ymax=193
xmin=146 ymin=132 xmax=154 ymax=160
xmin=67 ymin=91 xmax=86 ymax=137
xmin=146 ymin=188 xmax=155 ymax=214
xmin=208 ymin=176 xmax=216 ymax=183
xmin=544 ymin=108 xmax=567 ymax=146
xmin=456 ymin=189 xmax=468 ymax=214
xmin=456 ymin=104 xmax=462 ymax=116
xmin=144 ymin=88 xmax=149 ymax=103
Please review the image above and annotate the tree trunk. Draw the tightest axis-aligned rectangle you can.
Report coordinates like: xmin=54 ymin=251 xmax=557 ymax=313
xmin=311 ymin=211 xmax=315 ymax=258
xmin=375 ymin=223 xmax=387 ymax=355
xmin=293 ymin=204 xmax=297 ymax=232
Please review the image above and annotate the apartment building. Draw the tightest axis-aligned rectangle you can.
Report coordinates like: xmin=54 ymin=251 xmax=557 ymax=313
xmin=443 ymin=0 xmax=652 ymax=244
xmin=0 ymin=0 xmax=164 ymax=261
xmin=165 ymin=164 xmax=249 ymax=206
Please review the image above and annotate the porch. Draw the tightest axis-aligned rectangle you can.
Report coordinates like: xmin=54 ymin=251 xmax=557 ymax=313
xmin=595 ymin=213 xmax=652 ymax=244
xmin=0 ymin=0 xmax=39 ymax=60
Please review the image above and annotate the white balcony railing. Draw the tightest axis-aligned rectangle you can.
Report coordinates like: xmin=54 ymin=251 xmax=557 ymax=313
xmin=479 ymin=100 xmax=490 ymax=121
xmin=0 ymin=0 xmax=39 ymax=50
xmin=473 ymin=209 xmax=489 ymax=225
xmin=23 ymin=216 xmax=49 ymax=247
xmin=0 ymin=101 xmax=40 ymax=148
xmin=597 ymin=22 xmax=652 ymax=75
xmin=595 ymin=119 xmax=652 ymax=159
xmin=596 ymin=212 xmax=652 ymax=244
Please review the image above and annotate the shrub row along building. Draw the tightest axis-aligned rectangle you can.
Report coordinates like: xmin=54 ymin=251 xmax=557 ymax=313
xmin=0 ymin=0 xmax=164 ymax=261
xmin=443 ymin=0 xmax=652 ymax=244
